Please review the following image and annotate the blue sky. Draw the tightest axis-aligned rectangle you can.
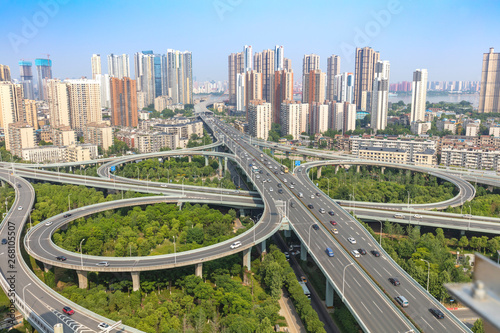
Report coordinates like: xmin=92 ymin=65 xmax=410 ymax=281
xmin=1 ymin=0 xmax=499 ymax=83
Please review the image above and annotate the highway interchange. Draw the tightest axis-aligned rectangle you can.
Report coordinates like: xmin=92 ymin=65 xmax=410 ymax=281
xmin=0 ymin=98 xmax=495 ymax=332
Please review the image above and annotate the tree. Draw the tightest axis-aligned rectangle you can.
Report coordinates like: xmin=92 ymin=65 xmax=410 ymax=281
xmin=458 ymin=236 xmax=468 ymax=251
xmin=471 ymin=319 xmax=484 ymax=333
xmin=255 ymin=317 xmax=274 ymax=333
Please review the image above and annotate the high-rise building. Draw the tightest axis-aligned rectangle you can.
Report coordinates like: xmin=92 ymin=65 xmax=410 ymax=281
xmin=66 ymin=79 xmax=102 ymax=130
xmin=354 ymin=47 xmax=380 ymax=110
xmin=280 ymin=100 xmax=307 ymax=140
xmin=108 ymin=53 xmax=130 ymax=79
xmin=245 ymin=70 xmax=263 ymax=117
xmin=326 ymin=55 xmax=340 ymax=101
xmin=91 ymin=54 xmax=102 ymax=80
xmin=8 ymin=122 xmax=35 ymax=156
xmin=410 ymin=69 xmax=428 ymax=122
xmin=479 ymin=48 xmax=500 ymax=113
xmin=46 ymin=79 xmax=71 ymax=128
xmin=35 ymin=58 xmax=52 ymax=100
xmin=169 ymin=50 xmax=193 ymax=105
xmin=243 ymin=45 xmax=253 ymax=72
xmin=275 ymin=45 xmax=284 ymax=71
xmin=302 ymin=69 xmax=326 ymax=106
xmin=283 ymin=58 xmax=292 ymax=71
xmin=83 ymin=122 xmax=113 ymax=150
xmin=335 ymin=72 xmax=354 ymax=104
xmin=272 ymin=69 xmax=294 ymax=124
xmin=236 ymin=73 xmax=245 ymax=113
xmin=135 ymin=51 xmax=155 ymax=106
xmin=110 ymin=77 xmax=138 ymax=127
xmin=253 ymin=49 xmax=274 ymax=102
xmin=0 ymin=82 xmax=23 ymax=150
xmin=95 ymin=74 xmax=111 ymax=108
xmin=228 ymin=52 xmax=244 ymax=105
xmin=248 ymin=99 xmax=271 ymax=140
xmin=370 ymin=61 xmax=390 ymax=131
xmin=339 ymin=102 xmax=356 ymax=133
xmin=22 ymin=99 xmax=38 ymax=130
xmin=0 ymin=65 xmax=11 ymax=82
xmin=302 ymin=54 xmax=320 ymax=76
xmin=19 ymin=61 xmax=34 ymax=99
xmin=310 ymin=102 xmax=329 ymax=134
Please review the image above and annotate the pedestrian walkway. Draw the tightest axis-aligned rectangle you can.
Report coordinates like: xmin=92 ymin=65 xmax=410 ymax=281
xmin=279 ymin=290 xmax=307 ymax=333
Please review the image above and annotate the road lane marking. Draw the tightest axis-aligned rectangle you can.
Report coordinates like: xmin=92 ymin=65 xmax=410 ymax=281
xmin=373 ymin=268 xmax=382 ymax=276
xmin=420 ymin=316 xmax=435 ymax=331
xmin=404 ymin=288 xmax=417 ymax=300
xmin=382 ymin=267 xmax=391 ymax=275
xmin=360 ymin=301 xmax=372 ymax=315
xmin=372 ymin=300 xmax=384 ymax=313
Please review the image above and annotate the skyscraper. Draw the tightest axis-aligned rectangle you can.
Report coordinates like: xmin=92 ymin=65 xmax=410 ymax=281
xmin=479 ymin=48 xmax=500 ymax=113
xmin=410 ymin=69 xmax=428 ymax=122
xmin=254 ymin=49 xmax=274 ymax=102
xmin=19 ymin=61 xmax=34 ymax=100
xmin=95 ymin=74 xmax=111 ymax=108
xmin=236 ymin=73 xmax=245 ymax=113
xmin=46 ymin=79 xmax=71 ymax=128
xmin=245 ymin=70 xmax=263 ymax=116
xmin=326 ymin=55 xmax=340 ymax=101
xmin=302 ymin=69 xmax=326 ymax=106
xmin=0 ymin=65 xmax=11 ymax=82
xmin=275 ymin=45 xmax=284 ymax=71
xmin=0 ymin=82 xmax=23 ymax=150
xmin=243 ymin=45 xmax=253 ymax=72
xmin=335 ymin=72 xmax=354 ymax=104
xmin=228 ymin=52 xmax=244 ymax=105
xmin=134 ymin=51 xmax=155 ymax=107
xmin=283 ymin=58 xmax=292 ymax=71
xmin=110 ymin=77 xmax=138 ymax=127
xmin=164 ymin=50 xmax=193 ymax=105
xmin=108 ymin=54 xmax=130 ymax=79
xmin=248 ymin=99 xmax=271 ymax=140
xmin=66 ymin=79 xmax=102 ymax=130
xmin=272 ymin=69 xmax=294 ymax=124
xmin=35 ymin=58 xmax=52 ymax=100
xmin=354 ymin=47 xmax=380 ymax=110
xmin=22 ymin=99 xmax=38 ymax=130
xmin=280 ymin=100 xmax=307 ymax=140
xmin=310 ymin=102 xmax=329 ymax=134
xmin=91 ymin=54 xmax=102 ymax=80
xmin=370 ymin=61 xmax=390 ymax=131
xmin=302 ymin=54 xmax=320 ymax=76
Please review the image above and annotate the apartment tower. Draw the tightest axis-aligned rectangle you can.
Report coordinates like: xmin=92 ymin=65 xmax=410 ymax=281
xmin=410 ymin=69 xmax=428 ymax=122
xmin=326 ymin=55 xmax=341 ymax=101
xmin=354 ymin=47 xmax=380 ymax=110
xmin=35 ymin=58 xmax=52 ymax=100
xmin=19 ymin=61 xmax=34 ymax=100
xmin=0 ymin=65 xmax=11 ymax=82
xmin=228 ymin=52 xmax=244 ymax=105
xmin=91 ymin=54 xmax=102 ymax=80
xmin=272 ymin=69 xmax=294 ymax=123
xmin=110 ymin=77 xmax=138 ymax=127
xmin=370 ymin=61 xmax=390 ymax=131
xmin=479 ymin=48 xmax=500 ymax=113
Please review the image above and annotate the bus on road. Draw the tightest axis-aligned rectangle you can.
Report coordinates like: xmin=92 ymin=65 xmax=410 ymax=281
xmin=281 ymin=165 xmax=289 ymax=173
xmin=299 ymin=281 xmax=311 ymax=299
xmin=252 ymin=165 xmax=259 ymax=173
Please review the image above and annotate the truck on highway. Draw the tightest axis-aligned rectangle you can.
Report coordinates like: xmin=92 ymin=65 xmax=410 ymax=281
xmin=299 ymin=281 xmax=311 ymax=299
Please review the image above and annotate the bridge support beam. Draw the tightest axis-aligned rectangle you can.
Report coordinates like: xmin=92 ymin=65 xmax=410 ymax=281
xmin=284 ymin=229 xmax=291 ymax=238
xmin=300 ymin=243 xmax=307 ymax=261
xmin=188 ymin=155 xmax=192 ymax=163
xmin=381 ymin=167 xmax=385 ymax=174
xmin=224 ymin=157 xmax=228 ymax=174
xmin=239 ymin=208 xmax=245 ymax=217
xmin=131 ymin=272 xmax=140 ymax=291
xmin=76 ymin=270 xmax=88 ymax=289
xmin=43 ymin=263 xmax=52 ymax=272
xmin=243 ymin=248 xmax=251 ymax=270
xmin=261 ymin=239 xmax=267 ymax=254
xmin=335 ymin=165 xmax=339 ymax=174
xmin=195 ymin=263 xmax=203 ymax=277
xmin=205 ymin=156 xmax=209 ymax=166
xmin=303 ymin=154 xmax=307 ymax=161
xmin=218 ymin=157 xmax=223 ymax=177
xmin=317 ymin=166 xmax=322 ymax=179
xmin=326 ymin=280 xmax=334 ymax=308
xmin=357 ymin=165 xmax=360 ymax=173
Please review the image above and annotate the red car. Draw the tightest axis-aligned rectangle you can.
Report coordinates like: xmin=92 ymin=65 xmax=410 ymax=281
xmin=330 ymin=221 xmax=337 ymax=226
xmin=63 ymin=306 xmax=74 ymax=315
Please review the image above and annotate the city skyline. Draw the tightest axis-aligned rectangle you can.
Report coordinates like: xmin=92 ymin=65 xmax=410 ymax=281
xmin=1 ymin=1 xmax=500 ymax=83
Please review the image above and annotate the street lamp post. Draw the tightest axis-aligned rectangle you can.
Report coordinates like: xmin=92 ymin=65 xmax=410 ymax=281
xmin=342 ymin=263 xmax=355 ymax=302
xmin=327 ymin=178 xmax=330 ymax=198
xmin=420 ymin=259 xmax=430 ymax=291
xmin=68 ymin=193 xmax=72 ymax=211
xmin=173 ymin=236 xmax=176 ymax=264
xmin=23 ymin=283 xmax=32 ymax=312
xmin=407 ymin=191 xmax=410 ymax=209
xmin=375 ymin=219 xmax=383 ymax=245
xmin=80 ymin=238 xmax=86 ymax=268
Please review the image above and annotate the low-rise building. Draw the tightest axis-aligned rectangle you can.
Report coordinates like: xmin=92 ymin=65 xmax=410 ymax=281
xmin=437 ymin=119 xmax=457 ymax=134
xmin=358 ymin=147 xmax=407 ymax=164
xmin=83 ymin=122 xmax=113 ymax=150
xmin=441 ymin=148 xmax=500 ymax=171
xmin=8 ymin=122 xmax=36 ymax=157
xmin=21 ymin=146 xmax=65 ymax=163
xmin=66 ymin=144 xmax=98 ymax=162
xmin=154 ymin=95 xmax=173 ymax=112
xmin=52 ymin=126 xmax=76 ymax=146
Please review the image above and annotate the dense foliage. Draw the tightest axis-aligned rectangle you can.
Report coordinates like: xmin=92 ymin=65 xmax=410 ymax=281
xmin=445 ymin=185 xmax=500 ymax=218
xmin=54 ymin=203 xmax=244 ymax=257
xmin=315 ymin=166 xmax=456 ymax=204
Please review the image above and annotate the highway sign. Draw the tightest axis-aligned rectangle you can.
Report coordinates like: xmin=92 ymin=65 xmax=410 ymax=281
xmin=295 ymin=160 xmax=301 ymax=167
xmin=110 ymin=166 xmax=116 ymax=172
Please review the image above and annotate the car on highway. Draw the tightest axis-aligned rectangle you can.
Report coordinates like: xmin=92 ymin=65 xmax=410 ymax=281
xmin=278 ymin=189 xmax=283 ymax=194
xmin=161 ymin=184 xmax=168 ymax=188
xmin=290 ymin=185 xmax=294 ymax=189
xmin=63 ymin=306 xmax=75 ymax=315
xmin=284 ymin=252 xmax=290 ymax=260
xmin=347 ymin=237 xmax=356 ymax=244
xmin=300 ymin=276 xmax=307 ymax=283
xmin=351 ymin=250 xmax=360 ymax=258
xmin=315 ymin=193 xmax=321 ymax=197
xmin=277 ymin=183 xmax=282 ymax=188
xmin=45 ymin=221 xmax=53 ymax=227
xmin=63 ymin=214 xmax=72 ymax=218
xmin=269 ymin=187 xmax=273 ymax=192
xmin=256 ymin=175 xmax=260 ymax=179
xmin=326 ymin=247 xmax=334 ymax=257
xmin=389 ymin=277 xmax=400 ymax=286
xmin=1 ymin=239 xmax=7 ymax=245
xmin=310 ymin=194 xmax=315 ymax=199
xmin=290 ymin=202 xmax=295 ymax=208
xmin=98 ymin=322 xmax=110 ymax=330
xmin=280 ymin=172 xmax=284 ymax=175
xmin=307 ymin=204 xmax=314 ymax=209
xmin=414 ymin=214 xmax=423 ymax=219
xmin=17 ymin=184 xmax=21 ymax=188
xmin=371 ymin=250 xmax=381 ymax=257
xmin=332 ymin=228 xmax=338 ymax=234
xmin=230 ymin=241 xmax=242 ymax=249
xmin=56 ymin=256 xmax=67 ymax=261
xmin=96 ymin=261 xmax=110 ymax=267
xmin=330 ymin=220 xmax=337 ymax=226
xmin=429 ymin=308 xmax=444 ymax=319
xmin=328 ymin=211 xmax=335 ymax=216
xmin=17 ymin=206 xmax=22 ymax=211
xmin=283 ymin=179 xmax=287 ymax=183
xmin=358 ymin=249 xmax=367 ymax=255
xmin=312 ymin=224 xmax=319 ymax=230
xmin=297 ymin=168 xmax=302 ymax=172
xmin=319 ymin=208 xmax=326 ymax=214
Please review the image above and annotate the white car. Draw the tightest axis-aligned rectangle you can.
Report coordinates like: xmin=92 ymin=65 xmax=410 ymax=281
xmin=351 ymin=250 xmax=360 ymax=258
xmin=96 ymin=261 xmax=110 ymax=267
xmin=161 ymin=184 xmax=168 ymax=187
xmin=269 ymin=187 xmax=273 ymax=192
xmin=45 ymin=221 xmax=53 ymax=227
xmin=310 ymin=194 xmax=315 ymax=199
xmin=256 ymin=175 xmax=261 ymax=179
xmin=97 ymin=322 xmax=110 ymax=330
xmin=347 ymin=237 xmax=356 ymax=244
xmin=17 ymin=206 xmax=22 ymax=211
xmin=414 ymin=214 xmax=423 ymax=219
xmin=332 ymin=228 xmax=339 ymax=234
xmin=283 ymin=179 xmax=287 ymax=183
xmin=290 ymin=185 xmax=295 ymax=189
xmin=230 ymin=241 xmax=242 ymax=249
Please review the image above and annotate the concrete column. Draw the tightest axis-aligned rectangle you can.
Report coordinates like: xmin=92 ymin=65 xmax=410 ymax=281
xmin=381 ymin=167 xmax=385 ymax=174
xmin=317 ymin=166 xmax=322 ymax=178
xmin=284 ymin=230 xmax=291 ymax=238
xmin=195 ymin=263 xmax=203 ymax=277
xmin=326 ymin=280 xmax=334 ymax=308
xmin=131 ymin=272 xmax=140 ymax=291
xmin=303 ymin=155 xmax=307 ymax=161
xmin=300 ymin=243 xmax=307 ymax=261
xmin=239 ymin=209 xmax=245 ymax=217
xmin=205 ymin=156 xmax=209 ymax=166
xmin=218 ymin=157 xmax=223 ymax=177
xmin=177 ymin=202 xmax=183 ymax=209
xmin=167 ymin=156 xmax=171 ymax=161
xmin=243 ymin=248 xmax=251 ymax=270
xmin=335 ymin=165 xmax=339 ymax=174
xmin=69 ymin=166 xmax=72 ymax=172
xmin=460 ymin=230 xmax=465 ymax=236
xmin=357 ymin=165 xmax=360 ymax=173
xmin=43 ymin=263 xmax=52 ymax=272
xmin=188 ymin=155 xmax=192 ymax=163
xmin=285 ymin=151 xmax=290 ymax=159
xmin=76 ymin=270 xmax=88 ymax=289
xmin=224 ymin=157 xmax=228 ymax=173
xmin=261 ymin=239 xmax=267 ymax=254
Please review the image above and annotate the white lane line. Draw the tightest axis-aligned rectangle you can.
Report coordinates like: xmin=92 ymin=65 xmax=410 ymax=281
xmin=356 ymin=231 xmax=360 ymax=235
xmin=361 ymin=237 xmax=366 ymax=241
xmin=372 ymin=300 xmax=384 ymax=314
xmin=353 ymin=277 xmax=361 ymax=288
xmin=373 ymin=268 xmax=382 ymax=276
xmin=404 ymin=288 xmax=417 ymax=300
xmin=382 ymin=267 xmax=391 ymax=275
xmin=368 ymin=243 xmax=372 ymax=247
xmin=360 ymin=301 xmax=372 ymax=315
xmin=420 ymin=317 xmax=435 ymax=331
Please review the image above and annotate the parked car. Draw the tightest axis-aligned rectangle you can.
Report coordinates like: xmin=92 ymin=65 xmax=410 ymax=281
xmin=1 ymin=239 xmax=7 ymax=245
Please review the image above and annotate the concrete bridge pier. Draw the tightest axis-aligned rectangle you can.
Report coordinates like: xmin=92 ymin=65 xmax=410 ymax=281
xmin=195 ymin=263 xmax=203 ymax=277
xmin=131 ymin=272 xmax=140 ymax=291
xmin=381 ymin=167 xmax=385 ymax=174
xmin=69 ymin=166 xmax=72 ymax=172
xmin=239 ymin=208 xmax=245 ymax=217
xmin=285 ymin=151 xmax=290 ymax=159
xmin=43 ymin=263 xmax=52 ymax=272
xmin=205 ymin=156 xmax=209 ymax=166
xmin=243 ymin=248 xmax=251 ymax=270
xmin=218 ymin=157 xmax=223 ymax=177
xmin=177 ymin=202 xmax=183 ymax=209
xmin=284 ymin=229 xmax=291 ymax=238
xmin=317 ymin=166 xmax=322 ymax=178
xmin=261 ymin=239 xmax=267 ymax=254
xmin=188 ymin=155 xmax=192 ymax=163
xmin=357 ymin=165 xmax=360 ymax=173
xmin=300 ymin=243 xmax=307 ymax=261
xmin=335 ymin=165 xmax=339 ymax=174
xmin=326 ymin=280 xmax=334 ymax=308
xmin=224 ymin=157 xmax=228 ymax=173
xmin=303 ymin=155 xmax=307 ymax=161
xmin=76 ymin=270 xmax=88 ymax=289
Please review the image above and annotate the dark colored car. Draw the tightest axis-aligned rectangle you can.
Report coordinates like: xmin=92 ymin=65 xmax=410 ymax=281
xmin=307 ymin=204 xmax=314 ymax=209
xmin=389 ymin=277 xmax=400 ymax=286
xmin=328 ymin=211 xmax=335 ymax=216
xmin=63 ymin=306 xmax=75 ymax=315
xmin=278 ymin=189 xmax=283 ymax=194
xmin=329 ymin=220 xmax=337 ymax=226
xmin=277 ymin=183 xmax=282 ymax=188
xmin=1 ymin=239 xmax=7 ymax=245
xmin=290 ymin=202 xmax=295 ymax=208
xmin=358 ymin=248 xmax=367 ymax=255
xmin=312 ymin=224 xmax=319 ymax=230
xmin=429 ymin=308 xmax=444 ymax=319
xmin=274 ymin=171 xmax=278 ymax=174
xmin=291 ymin=182 xmax=295 ymax=185
xmin=56 ymin=256 xmax=67 ymax=261
xmin=371 ymin=250 xmax=381 ymax=257
xmin=315 ymin=193 xmax=321 ymax=197
xmin=17 ymin=184 xmax=21 ymax=188
xmin=63 ymin=214 xmax=72 ymax=218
